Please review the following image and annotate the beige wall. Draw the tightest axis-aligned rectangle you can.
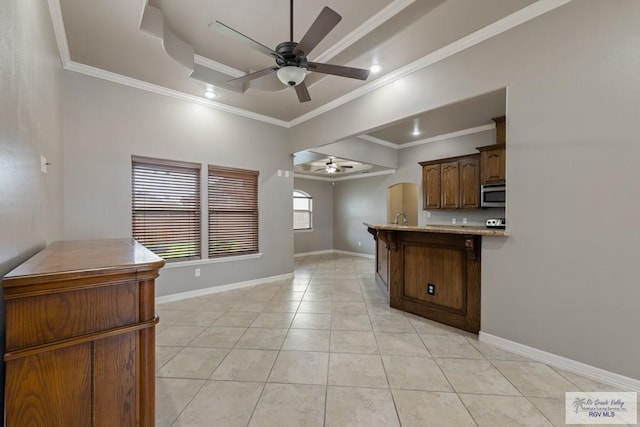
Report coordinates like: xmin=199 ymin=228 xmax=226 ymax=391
xmin=62 ymin=73 xmax=294 ymax=297
xmin=293 ymin=178 xmax=334 ymax=254
xmin=295 ymin=1 xmax=640 ymax=379
xmin=0 ymin=0 xmax=66 ymax=414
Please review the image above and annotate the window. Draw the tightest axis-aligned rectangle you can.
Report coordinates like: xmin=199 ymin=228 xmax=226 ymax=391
xmin=293 ymin=190 xmax=312 ymax=230
xmin=208 ymin=166 xmax=259 ymax=258
xmin=131 ymin=156 xmax=201 ymax=261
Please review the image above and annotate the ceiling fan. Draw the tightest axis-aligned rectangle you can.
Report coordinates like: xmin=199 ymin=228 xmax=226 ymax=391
xmin=208 ymin=0 xmax=371 ymax=103
xmin=315 ymin=158 xmax=353 ymax=174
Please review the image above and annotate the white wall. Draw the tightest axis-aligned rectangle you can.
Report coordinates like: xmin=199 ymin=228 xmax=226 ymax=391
xmin=0 ymin=0 xmax=65 ymax=414
xmin=62 ymin=73 xmax=294 ymax=296
xmin=293 ymin=1 xmax=640 ymax=379
xmin=293 ymin=178 xmax=334 ymax=254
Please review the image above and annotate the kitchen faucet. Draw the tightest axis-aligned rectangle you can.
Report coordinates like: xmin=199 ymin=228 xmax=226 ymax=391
xmin=393 ymin=212 xmax=408 ymax=225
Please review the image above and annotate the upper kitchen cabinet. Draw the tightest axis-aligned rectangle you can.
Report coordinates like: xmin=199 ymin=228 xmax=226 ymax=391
xmin=420 ymin=154 xmax=480 ymax=211
xmin=459 ymin=156 xmax=481 ymax=209
xmin=441 ymin=161 xmax=460 ymax=209
xmin=422 ymin=163 xmax=442 ymax=210
xmin=477 ymin=116 xmax=506 ymax=184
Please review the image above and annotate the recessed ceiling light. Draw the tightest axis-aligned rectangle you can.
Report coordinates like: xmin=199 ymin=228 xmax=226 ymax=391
xmin=370 ymin=64 xmax=383 ymax=74
xmin=412 ymin=118 xmax=421 ymax=136
xmin=203 ymin=90 xmax=217 ymax=99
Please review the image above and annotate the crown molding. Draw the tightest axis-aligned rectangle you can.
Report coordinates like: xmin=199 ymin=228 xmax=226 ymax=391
xmin=293 ymin=173 xmax=333 ymax=182
xmin=357 ymin=135 xmax=399 ymax=149
xmin=47 ymin=0 xmax=72 ymax=66
xmin=313 ymin=0 xmax=415 ymax=64
xmin=400 ymin=123 xmax=496 ymax=149
xmin=289 ymin=0 xmax=573 ymax=127
xmin=295 ymin=168 xmax=396 ymax=182
xmin=194 ymin=54 xmax=245 ymax=78
xmin=64 ymin=61 xmax=288 ymax=127
xmin=48 ymin=0 xmax=572 ymax=129
xmin=331 ymin=169 xmax=396 ymax=181
xmin=359 ymin=123 xmax=495 ymax=150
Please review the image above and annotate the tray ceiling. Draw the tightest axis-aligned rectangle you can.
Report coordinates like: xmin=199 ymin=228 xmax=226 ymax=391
xmin=55 ymin=0 xmax=539 ymax=125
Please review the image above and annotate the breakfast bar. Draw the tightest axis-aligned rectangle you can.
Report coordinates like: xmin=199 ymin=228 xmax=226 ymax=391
xmin=365 ymin=223 xmax=506 ymax=333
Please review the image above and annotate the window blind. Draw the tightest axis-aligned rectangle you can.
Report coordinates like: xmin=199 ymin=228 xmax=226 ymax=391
xmin=132 ymin=156 xmax=201 ymax=261
xmin=208 ymin=166 xmax=259 ymax=258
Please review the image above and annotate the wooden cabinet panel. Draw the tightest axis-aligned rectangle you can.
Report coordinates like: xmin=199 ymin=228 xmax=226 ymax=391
xmin=420 ymin=155 xmax=480 ymax=211
xmin=5 ymin=344 xmax=92 ymax=426
xmin=6 ymin=281 xmax=138 ymax=349
xmin=377 ymin=238 xmax=389 ymax=290
xmin=2 ymin=239 xmax=164 ymax=427
xmin=422 ymin=164 xmax=441 ymax=210
xmin=460 ymin=157 xmax=480 ymax=209
xmin=441 ymin=161 xmax=460 ymax=209
xmin=480 ymin=147 xmax=506 ymax=184
xmin=477 ymin=115 xmax=506 ymax=184
xmin=402 ymin=244 xmax=464 ymax=311
xmin=387 ymin=231 xmax=481 ymax=333
xmin=94 ymin=334 xmax=138 ymax=427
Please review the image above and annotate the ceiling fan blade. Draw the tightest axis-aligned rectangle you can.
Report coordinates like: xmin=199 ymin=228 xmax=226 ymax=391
xmin=209 ymin=21 xmax=283 ymax=61
xmin=307 ymin=62 xmax=370 ymax=80
xmin=227 ymin=67 xmax=279 ymax=85
xmin=293 ymin=7 xmax=341 ymax=57
xmin=340 ymin=165 xmax=353 ymax=168
xmin=295 ymin=81 xmax=311 ymax=103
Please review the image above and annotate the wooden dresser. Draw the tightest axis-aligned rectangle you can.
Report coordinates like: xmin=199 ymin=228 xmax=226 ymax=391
xmin=2 ymin=239 xmax=165 ymax=427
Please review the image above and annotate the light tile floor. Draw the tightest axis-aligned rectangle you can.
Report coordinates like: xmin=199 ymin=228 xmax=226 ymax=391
xmin=155 ymin=253 xmax=633 ymax=427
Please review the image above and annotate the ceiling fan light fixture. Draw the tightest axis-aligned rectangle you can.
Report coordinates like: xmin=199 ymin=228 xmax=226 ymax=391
xmin=277 ymin=66 xmax=306 ymax=86
xmin=325 ymin=162 xmax=338 ymax=173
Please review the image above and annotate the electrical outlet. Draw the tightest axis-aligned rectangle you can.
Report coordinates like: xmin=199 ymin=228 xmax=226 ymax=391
xmin=427 ymin=283 xmax=436 ymax=295
xmin=462 ymin=218 xmax=468 ymax=225
xmin=358 ymin=241 xmax=361 ymax=247
xmin=451 ymin=218 xmax=457 ymax=224
xmin=195 ymin=268 xmax=201 ymax=277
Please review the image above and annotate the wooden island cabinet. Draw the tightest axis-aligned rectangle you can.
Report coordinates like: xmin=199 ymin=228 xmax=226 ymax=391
xmin=366 ymin=224 xmax=505 ymax=333
xmin=2 ymin=239 xmax=165 ymax=427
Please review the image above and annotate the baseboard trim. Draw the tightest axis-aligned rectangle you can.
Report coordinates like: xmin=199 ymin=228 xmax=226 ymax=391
xmin=479 ymin=332 xmax=640 ymax=392
xmin=294 ymin=249 xmax=374 ymax=259
xmin=156 ymin=272 xmax=294 ymax=304
xmin=293 ymin=250 xmax=334 ymax=258
xmin=333 ymin=250 xmax=375 ymax=259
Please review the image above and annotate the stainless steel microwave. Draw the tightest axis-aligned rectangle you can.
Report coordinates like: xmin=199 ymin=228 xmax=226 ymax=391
xmin=481 ymin=184 xmax=506 ymax=208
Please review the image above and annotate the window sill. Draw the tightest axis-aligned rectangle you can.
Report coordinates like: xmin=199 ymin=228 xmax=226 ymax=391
xmin=294 ymin=228 xmax=314 ymax=233
xmin=163 ymin=253 xmax=263 ymax=269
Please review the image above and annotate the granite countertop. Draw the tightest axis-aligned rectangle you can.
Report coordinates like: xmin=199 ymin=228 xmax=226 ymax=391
xmin=364 ymin=222 xmax=508 ymax=236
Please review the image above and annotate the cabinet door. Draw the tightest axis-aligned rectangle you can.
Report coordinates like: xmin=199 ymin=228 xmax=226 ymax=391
xmin=376 ymin=238 xmax=389 ymax=291
xmin=422 ymin=164 xmax=441 ymax=210
xmin=441 ymin=161 xmax=460 ymax=209
xmin=5 ymin=344 xmax=92 ymax=427
xmin=460 ymin=157 xmax=480 ymax=209
xmin=481 ymin=147 xmax=506 ymax=184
